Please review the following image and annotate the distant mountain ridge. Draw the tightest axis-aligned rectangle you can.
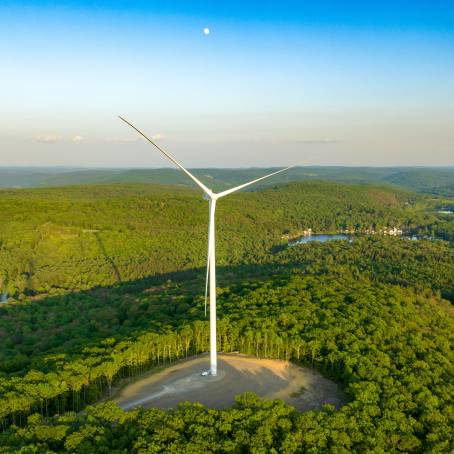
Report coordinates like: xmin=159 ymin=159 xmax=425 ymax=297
xmin=0 ymin=166 xmax=453 ymax=195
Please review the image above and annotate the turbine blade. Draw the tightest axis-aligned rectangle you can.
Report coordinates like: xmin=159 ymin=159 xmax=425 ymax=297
xmin=216 ymin=165 xmax=297 ymax=198
xmin=118 ymin=116 xmax=212 ymax=195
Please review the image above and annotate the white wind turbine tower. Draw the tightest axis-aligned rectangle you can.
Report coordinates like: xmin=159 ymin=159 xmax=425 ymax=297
xmin=119 ymin=116 xmax=294 ymax=376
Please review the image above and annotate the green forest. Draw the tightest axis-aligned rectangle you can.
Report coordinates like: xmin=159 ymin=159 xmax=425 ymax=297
xmin=0 ymin=181 xmax=453 ymax=452
xmin=0 ymin=181 xmax=452 ymax=301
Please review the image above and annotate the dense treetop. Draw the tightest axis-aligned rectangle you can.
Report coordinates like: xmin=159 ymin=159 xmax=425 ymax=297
xmin=0 ymin=180 xmax=452 ymax=452
xmin=0 ymin=181 xmax=450 ymax=301
xmin=0 ymin=264 xmax=453 ymax=452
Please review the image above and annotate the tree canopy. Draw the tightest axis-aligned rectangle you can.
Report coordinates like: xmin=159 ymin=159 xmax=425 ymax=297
xmin=0 ymin=181 xmax=452 ymax=452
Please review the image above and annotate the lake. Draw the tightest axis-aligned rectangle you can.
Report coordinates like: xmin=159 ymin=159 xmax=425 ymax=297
xmin=289 ymin=234 xmax=350 ymax=245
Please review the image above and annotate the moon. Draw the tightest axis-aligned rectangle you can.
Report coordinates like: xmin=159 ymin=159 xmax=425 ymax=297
xmin=203 ymin=27 xmax=210 ymax=35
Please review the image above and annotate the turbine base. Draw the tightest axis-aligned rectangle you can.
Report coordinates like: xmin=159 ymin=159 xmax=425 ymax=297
xmin=201 ymin=369 xmax=217 ymax=377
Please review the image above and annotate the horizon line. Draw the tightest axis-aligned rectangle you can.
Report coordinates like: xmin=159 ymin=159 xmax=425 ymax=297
xmin=0 ymin=165 xmax=454 ymax=170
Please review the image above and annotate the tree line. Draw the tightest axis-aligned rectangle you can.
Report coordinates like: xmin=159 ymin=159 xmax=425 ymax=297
xmin=0 ymin=269 xmax=453 ymax=452
xmin=1 ymin=237 xmax=452 ymax=376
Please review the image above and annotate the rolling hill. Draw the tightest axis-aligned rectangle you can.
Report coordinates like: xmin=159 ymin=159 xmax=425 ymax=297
xmin=0 ymin=181 xmax=438 ymax=301
xmin=1 ymin=166 xmax=453 ymax=195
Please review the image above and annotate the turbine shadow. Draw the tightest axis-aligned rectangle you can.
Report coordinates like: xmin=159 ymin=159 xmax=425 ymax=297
xmin=94 ymin=232 xmax=122 ymax=282
xmin=0 ymin=258 xmax=304 ymax=373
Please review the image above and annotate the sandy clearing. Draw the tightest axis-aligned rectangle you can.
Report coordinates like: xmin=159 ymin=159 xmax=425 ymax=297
xmin=112 ymin=353 xmax=348 ymax=412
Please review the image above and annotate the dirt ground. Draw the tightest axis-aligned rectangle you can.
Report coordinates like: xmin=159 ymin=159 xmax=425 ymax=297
xmin=112 ymin=353 xmax=348 ymax=412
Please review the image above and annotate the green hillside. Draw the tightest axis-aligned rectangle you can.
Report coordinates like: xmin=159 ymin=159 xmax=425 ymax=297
xmin=384 ymin=169 xmax=454 ymax=194
xmin=0 ymin=180 xmax=453 ymax=452
xmin=1 ymin=166 xmax=453 ymax=194
xmin=0 ymin=238 xmax=453 ymax=452
xmin=0 ymin=181 xmax=445 ymax=301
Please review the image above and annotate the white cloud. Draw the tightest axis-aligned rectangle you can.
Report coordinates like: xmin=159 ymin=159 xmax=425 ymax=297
xmin=35 ymin=134 xmax=85 ymax=144
xmin=35 ymin=134 xmax=61 ymax=143
xmin=104 ymin=133 xmax=166 ymax=143
xmin=151 ymin=133 xmax=166 ymax=140
xmin=104 ymin=137 xmax=143 ymax=144
xmin=292 ymin=139 xmax=338 ymax=145
xmin=199 ymin=137 xmax=339 ymax=145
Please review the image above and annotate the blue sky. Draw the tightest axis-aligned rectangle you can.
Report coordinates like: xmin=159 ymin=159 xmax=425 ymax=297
xmin=0 ymin=1 xmax=453 ymax=166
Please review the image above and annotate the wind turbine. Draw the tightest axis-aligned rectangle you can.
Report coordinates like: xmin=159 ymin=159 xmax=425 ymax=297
xmin=119 ymin=116 xmax=294 ymax=376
